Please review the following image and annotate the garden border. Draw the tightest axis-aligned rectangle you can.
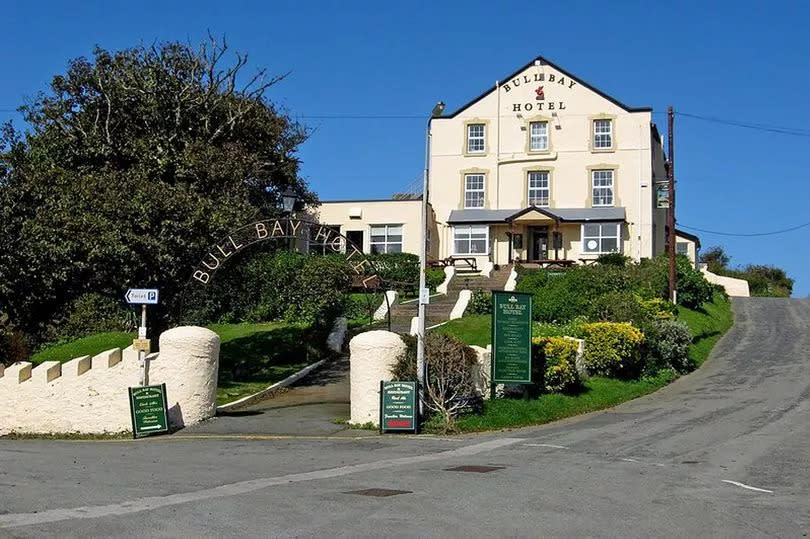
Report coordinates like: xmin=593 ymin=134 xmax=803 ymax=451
xmin=216 ymin=358 xmax=326 ymax=412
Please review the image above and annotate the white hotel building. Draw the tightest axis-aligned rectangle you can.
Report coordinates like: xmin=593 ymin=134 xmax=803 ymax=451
xmin=317 ymin=56 xmax=675 ymax=269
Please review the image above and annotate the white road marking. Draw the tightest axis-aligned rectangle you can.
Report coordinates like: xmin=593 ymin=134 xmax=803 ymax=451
xmin=721 ymin=480 xmax=774 ymax=494
xmin=621 ymin=458 xmax=640 ymax=463
xmin=0 ymin=437 xmax=523 ymax=529
xmin=524 ymin=443 xmax=568 ymax=449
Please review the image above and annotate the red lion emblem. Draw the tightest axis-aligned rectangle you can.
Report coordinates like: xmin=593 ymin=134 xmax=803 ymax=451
xmin=535 ymin=86 xmax=545 ymax=101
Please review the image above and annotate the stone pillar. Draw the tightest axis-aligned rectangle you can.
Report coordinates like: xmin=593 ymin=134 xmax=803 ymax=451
xmin=349 ymin=330 xmax=405 ymax=426
xmin=151 ymin=326 xmax=221 ymax=429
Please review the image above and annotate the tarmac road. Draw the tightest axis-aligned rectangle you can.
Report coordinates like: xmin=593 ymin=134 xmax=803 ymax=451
xmin=0 ymin=298 xmax=808 ymax=538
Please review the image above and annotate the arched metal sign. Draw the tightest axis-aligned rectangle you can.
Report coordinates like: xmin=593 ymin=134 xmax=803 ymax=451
xmin=180 ymin=217 xmax=387 ymax=326
xmin=188 ymin=217 xmax=381 ymax=288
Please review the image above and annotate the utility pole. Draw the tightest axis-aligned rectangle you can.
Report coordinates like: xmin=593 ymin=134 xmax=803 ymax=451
xmin=417 ymin=101 xmax=445 ymax=415
xmin=667 ymin=106 xmax=677 ymax=303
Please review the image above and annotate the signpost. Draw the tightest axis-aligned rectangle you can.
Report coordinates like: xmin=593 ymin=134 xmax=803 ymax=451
xmin=380 ymin=381 xmax=418 ymax=433
xmin=125 ymin=288 xmax=159 ymax=386
xmin=128 ymin=384 xmax=169 ymax=438
xmin=491 ymin=291 xmax=533 ymax=386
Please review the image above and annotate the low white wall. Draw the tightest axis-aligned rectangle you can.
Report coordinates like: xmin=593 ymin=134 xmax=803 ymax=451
xmin=0 ymin=326 xmax=220 ymax=436
xmin=349 ymin=330 xmax=406 ymax=426
xmin=373 ymin=290 xmax=399 ymax=321
xmin=701 ymin=268 xmax=750 ymax=297
xmin=504 ymin=267 xmax=518 ymax=292
xmin=479 ymin=260 xmax=494 ymax=278
xmin=436 ymin=266 xmax=455 ymax=295
xmin=450 ymin=290 xmax=472 ymax=320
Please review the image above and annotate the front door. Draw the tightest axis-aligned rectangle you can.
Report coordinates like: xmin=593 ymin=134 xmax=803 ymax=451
xmin=346 ymin=230 xmax=364 ymax=252
xmin=531 ymin=227 xmax=548 ymax=261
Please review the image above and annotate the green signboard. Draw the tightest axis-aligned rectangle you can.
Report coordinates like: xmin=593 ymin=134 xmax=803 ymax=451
xmin=128 ymin=383 xmax=170 ymax=438
xmin=491 ymin=291 xmax=533 ymax=384
xmin=380 ymin=381 xmax=418 ymax=433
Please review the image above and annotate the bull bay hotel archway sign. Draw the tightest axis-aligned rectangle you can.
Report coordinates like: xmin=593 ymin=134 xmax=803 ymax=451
xmin=182 ymin=217 xmax=385 ymax=322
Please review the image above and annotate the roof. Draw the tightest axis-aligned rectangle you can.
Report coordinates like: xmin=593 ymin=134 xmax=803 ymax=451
xmin=447 ymin=207 xmax=626 ymax=224
xmin=319 ymin=197 xmax=422 ymax=204
xmin=675 ymin=228 xmax=702 ymax=248
xmin=440 ymin=55 xmax=653 ymax=118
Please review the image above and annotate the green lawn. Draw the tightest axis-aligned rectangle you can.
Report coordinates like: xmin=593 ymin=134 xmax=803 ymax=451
xmin=30 ymin=322 xmax=317 ymax=406
xmin=31 ymin=332 xmax=136 ymax=365
xmin=435 ymin=293 xmax=734 ymax=433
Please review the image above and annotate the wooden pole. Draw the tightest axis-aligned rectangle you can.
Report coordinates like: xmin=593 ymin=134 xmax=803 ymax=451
xmin=667 ymin=106 xmax=677 ymax=303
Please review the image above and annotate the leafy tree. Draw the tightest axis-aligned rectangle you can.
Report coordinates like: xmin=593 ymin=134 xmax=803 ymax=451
xmin=0 ymin=36 xmax=313 ymax=343
xmin=700 ymin=246 xmax=730 ymax=273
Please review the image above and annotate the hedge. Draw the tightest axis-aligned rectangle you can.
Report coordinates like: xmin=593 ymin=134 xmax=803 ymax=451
xmin=532 ymin=336 xmax=581 ymax=393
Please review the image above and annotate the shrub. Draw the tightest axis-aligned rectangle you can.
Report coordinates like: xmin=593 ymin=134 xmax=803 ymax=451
xmin=244 ymin=252 xmax=352 ymax=327
xmin=533 ymin=316 xmax=587 ymax=339
xmin=597 ymin=253 xmax=631 ymax=266
xmin=365 ymin=252 xmax=420 ymax=286
xmin=532 ymin=336 xmax=581 ymax=393
xmin=425 ymin=268 xmax=446 ymax=292
xmin=0 ymin=313 xmax=29 ymax=366
xmin=630 ymin=254 xmax=714 ymax=309
xmin=516 ymin=265 xmax=633 ymax=322
xmin=588 ymin=292 xmax=653 ymax=328
xmin=51 ymin=293 xmax=135 ymax=340
xmin=582 ymin=322 xmax=645 ymax=378
xmin=640 ymin=298 xmax=678 ymax=320
xmin=391 ymin=332 xmax=479 ymax=432
xmin=647 ymin=319 xmax=692 ymax=373
xmin=467 ymin=289 xmax=492 ymax=315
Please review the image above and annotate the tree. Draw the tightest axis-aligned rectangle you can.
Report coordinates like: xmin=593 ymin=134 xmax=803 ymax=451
xmin=0 ymin=35 xmax=313 ymax=343
xmin=699 ymin=246 xmax=730 ymax=273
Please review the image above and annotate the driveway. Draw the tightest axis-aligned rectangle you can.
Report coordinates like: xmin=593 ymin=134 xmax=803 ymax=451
xmin=1 ymin=298 xmax=808 ymax=537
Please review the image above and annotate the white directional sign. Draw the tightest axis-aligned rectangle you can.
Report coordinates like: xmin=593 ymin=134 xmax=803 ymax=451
xmin=125 ymin=288 xmax=159 ymax=305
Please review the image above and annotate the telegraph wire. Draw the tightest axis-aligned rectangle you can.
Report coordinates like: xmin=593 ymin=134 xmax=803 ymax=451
xmin=678 ymin=221 xmax=810 ymax=237
xmin=675 ymin=112 xmax=810 ymax=138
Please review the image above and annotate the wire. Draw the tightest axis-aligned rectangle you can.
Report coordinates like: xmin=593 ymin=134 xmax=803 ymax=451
xmin=675 ymin=111 xmax=810 ymax=138
xmin=678 ymin=221 xmax=810 ymax=237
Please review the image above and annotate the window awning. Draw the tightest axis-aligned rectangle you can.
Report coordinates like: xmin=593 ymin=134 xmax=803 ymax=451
xmin=447 ymin=206 xmax=626 ymax=224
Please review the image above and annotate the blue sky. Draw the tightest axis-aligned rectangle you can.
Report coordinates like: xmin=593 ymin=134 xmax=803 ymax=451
xmin=3 ymin=1 xmax=809 ymax=296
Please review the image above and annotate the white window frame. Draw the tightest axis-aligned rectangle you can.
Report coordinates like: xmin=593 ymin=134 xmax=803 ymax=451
xmin=464 ymin=173 xmax=485 ymax=208
xmin=527 ymin=170 xmax=550 ymax=207
xmin=529 ymin=121 xmax=549 ymax=151
xmin=676 ymin=242 xmax=689 ymax=256
xmin=369 ymin=224 xmax=403 ymax=254
xmin=593 ymin=119 xmax=613 ymax=149
xmin=581 ymin=223 xmax=621 ymax=255
xmin=467 ymin=123 xmax=485 ymax=153
xmin=453 ymin=225 xmax=489 ymax=255
xmin=591 ymin=169 xmax=614 ymax=207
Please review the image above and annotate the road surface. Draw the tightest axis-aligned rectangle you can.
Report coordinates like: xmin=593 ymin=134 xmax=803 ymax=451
xmin=0 ymin=298 xmax=808 ymax=537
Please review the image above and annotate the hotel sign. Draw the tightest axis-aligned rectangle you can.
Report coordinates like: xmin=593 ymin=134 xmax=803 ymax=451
xmin=491 ymin=291 xmax=533 ymax=384
xmin=502 ymin=70 xmax=578 ymax=113
xmin=380 ymin=381 xmax=418 ymax=433
xmin=189 ymin=218 xmax=380 ymax=289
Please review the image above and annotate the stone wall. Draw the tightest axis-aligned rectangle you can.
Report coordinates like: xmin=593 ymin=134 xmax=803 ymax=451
xmin=0 ymin=326 xmax=220 ymax=436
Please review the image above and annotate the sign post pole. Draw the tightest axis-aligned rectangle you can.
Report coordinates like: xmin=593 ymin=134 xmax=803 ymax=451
xmin=139 ymin=304 xmax=147 ymax=386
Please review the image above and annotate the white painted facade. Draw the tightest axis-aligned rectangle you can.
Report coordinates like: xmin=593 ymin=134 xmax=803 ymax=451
xmin=319 ymin=56 xmax=670 ymax=267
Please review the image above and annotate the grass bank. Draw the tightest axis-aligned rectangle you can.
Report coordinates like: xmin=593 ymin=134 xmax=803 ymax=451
xmin=436 ymin=293 xmax=733 ymax=433
xmin=29 ymin=322 xmax=319 ymax=406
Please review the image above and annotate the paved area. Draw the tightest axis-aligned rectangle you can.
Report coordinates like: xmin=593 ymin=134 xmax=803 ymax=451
xmin=1 ymin=298 xmax=808 ymax=537
xmin=182 ymin=355 xmax=373 ymax=437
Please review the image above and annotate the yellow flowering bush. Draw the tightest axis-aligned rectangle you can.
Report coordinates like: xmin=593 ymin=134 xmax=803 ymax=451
xmin=582 ymin=322 xmax=645 ymax=378
xmin=531 ymin=336 xmax=581 ymax=393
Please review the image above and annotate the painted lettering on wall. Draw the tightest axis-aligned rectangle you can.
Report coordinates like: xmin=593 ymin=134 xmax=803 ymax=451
xmin=502 ymin=69 xmax=577 ymax=113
